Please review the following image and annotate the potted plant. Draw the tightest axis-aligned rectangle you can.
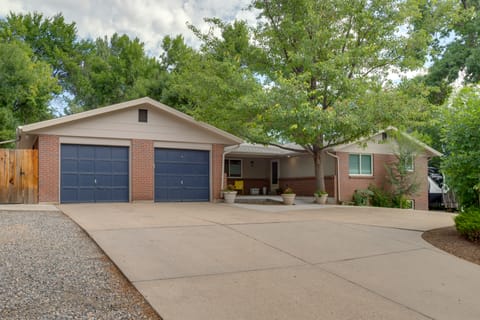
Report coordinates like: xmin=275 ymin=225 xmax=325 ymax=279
xmin=281 ymin=187 xmax=296 ymax=205
xmin=223 ymin=184 xmax=237 ymax=204
xmin=314 ymin=190 xmax=328 ymax=204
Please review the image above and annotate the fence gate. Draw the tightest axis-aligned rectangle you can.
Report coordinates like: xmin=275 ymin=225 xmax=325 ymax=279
xmin=0 ymin=149 xmax=38 ymax=204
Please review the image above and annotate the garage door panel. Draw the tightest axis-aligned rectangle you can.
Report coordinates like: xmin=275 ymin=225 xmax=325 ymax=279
xmin=111 ymin=189 xmax=129 ymax=202
xmin=61 ymin=174 xmax=77 ymax=186
xmin=155 ymin=148 xmax=209 ymax=202
xmin=112 ymin=175 xmax=129 ymax=186
xmin=183 ymin=175 xmax=209 ymax=187
xmin=77 ymin=189 xmax=96 ymax=202
xmin=111 ymin=147 xmax=128 ymax=158
xmin=112 ymin=161 xmax=128 ymax=172
xmin=95 ymin=160 xmax=113 ymax=173
xmin=95 ymin=146 xmax=112 ymax=159
xmin=77 ymin=174 xmax=94 ymax=186
xmin=62 ymin=145 xmax=77 ymax=157
xmin=61 ymin=144 xmax=129 ymax=203
xmin=78 ymin=160 xmax=94 ymax=172
xmin=62 ymin=159 xmax=78 ymax=172
xmin=77 ymin=146 xmax=94 ymax=158
xmin=95 ymin=175 xmax=113 ymax=187
xmin=182 ymin=188 xmax=209 ymax=202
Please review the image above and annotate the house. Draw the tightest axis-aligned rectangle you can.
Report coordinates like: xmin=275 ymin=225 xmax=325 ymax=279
xmin=16 ymin=97 xmax=242 ymax=203
xmin=224 ymin=130 xmax=442 ymax=210
xmin=15 ymin=96 xmax=441 ymax=210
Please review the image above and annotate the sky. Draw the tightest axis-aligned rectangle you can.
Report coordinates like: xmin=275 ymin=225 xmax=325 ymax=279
xmin=0 ymin=0 xmax=256 ymax=56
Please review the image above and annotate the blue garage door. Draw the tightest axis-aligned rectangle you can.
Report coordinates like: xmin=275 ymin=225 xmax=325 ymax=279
xmin=61 ymin=144 xmax=129 ymax=203
xmin=155 ymin=148 xmax=209 ymax=202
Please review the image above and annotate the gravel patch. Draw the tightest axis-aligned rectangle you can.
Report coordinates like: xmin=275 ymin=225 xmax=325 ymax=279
xmin=0 ymin=210 xmax=161 ymax=320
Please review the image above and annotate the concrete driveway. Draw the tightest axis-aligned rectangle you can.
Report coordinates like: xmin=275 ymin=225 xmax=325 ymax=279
xmin=60 ymin=203 xmax=480 ymax=320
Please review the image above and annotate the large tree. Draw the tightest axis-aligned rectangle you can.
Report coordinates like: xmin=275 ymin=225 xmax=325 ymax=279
xmin=441 ymin=86 xmax=480 ymax=208
xmin=0 ymin=41 xmax=60 ymax=142
xmin=0 ymin=12 xmax=91 ymax=98
xmin=160 ymin=22 xmax=263 ymax=136
xmin=67 ymin=33 xmax=166 ymax=111
xmin=245 ymin=0 xmax=438 ymax=192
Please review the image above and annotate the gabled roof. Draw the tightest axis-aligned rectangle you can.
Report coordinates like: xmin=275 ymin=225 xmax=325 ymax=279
xmin=17 ymin=97 xmax=243 ymax=144
xmin=331 ymin=127 xmax=442 ymax=157
xmin=226 ymin=127 xmax=442 ymax=158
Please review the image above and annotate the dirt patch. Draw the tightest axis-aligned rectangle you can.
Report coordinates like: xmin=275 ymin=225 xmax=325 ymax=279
xmin=422 ymin=226 xmax=480 ymax=266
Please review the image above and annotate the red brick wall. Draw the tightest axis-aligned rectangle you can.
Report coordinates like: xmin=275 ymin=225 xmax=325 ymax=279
xmin=38 ymin=135 xmax=59 ymax=203
xmin=212 ymin=144 xmax=224 ymax=201
xmin=227 ymin=178 xmax=270 ymax=195
xmin=279 ymin=176 xmax=335 ymax=197
xmin=337 ymin=151 xmax=429 ymax=210
xmin=412 ymin=155 xmax=429 ymax=210
xmin=131 ymin=139 xmax=153 ymax=201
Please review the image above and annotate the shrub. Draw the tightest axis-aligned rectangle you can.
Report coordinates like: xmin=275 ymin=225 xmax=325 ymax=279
xmin=368 ymin=185 xmax=393 ymax=208
xmin=455 ymin=208 xmax=480 ymax=242
xmin=352 ymin=189 xmax=373 ymax=206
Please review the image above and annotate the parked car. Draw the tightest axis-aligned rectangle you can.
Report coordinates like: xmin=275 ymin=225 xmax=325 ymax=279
xmin=428 ymin=176 xmax=444 ymax=209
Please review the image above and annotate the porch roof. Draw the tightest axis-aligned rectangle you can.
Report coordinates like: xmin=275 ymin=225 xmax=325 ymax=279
xmin=225 ymin=143 xmax=306 ymax=158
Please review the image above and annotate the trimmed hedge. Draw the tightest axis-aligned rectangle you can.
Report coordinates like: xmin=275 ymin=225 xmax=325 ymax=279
xmin=455 ymin=208 xmax=480 ymax=242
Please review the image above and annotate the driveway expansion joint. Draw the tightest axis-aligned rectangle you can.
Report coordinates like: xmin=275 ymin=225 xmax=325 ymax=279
xmin=314 ymin=247 xmax=427 ymax=266
xmin=194 ymin=216 xmax=314 ymax=266
xmin=316 ymin=263 xmax=436 ymax=320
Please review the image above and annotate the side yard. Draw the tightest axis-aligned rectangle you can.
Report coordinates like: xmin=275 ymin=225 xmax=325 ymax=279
xmin=0 ymin=209 xmax=160 ymax=319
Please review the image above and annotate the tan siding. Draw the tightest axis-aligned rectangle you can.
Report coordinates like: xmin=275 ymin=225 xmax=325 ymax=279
xmin=280 ymin=154 xmax=335 ymax=178
xmin=34 ymin=105 xmax=236 ymax=144
xmin=339 ymin=134 xmax=397 ymax=154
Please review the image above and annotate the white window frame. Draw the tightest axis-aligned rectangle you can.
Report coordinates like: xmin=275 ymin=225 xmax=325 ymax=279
xmin=348 ymin=153 xmax=373 ymax=176
xmin=225 ymin=159 xmax=243 ymax=178
xmin=405 ymin=155 xmax=415 ymax=172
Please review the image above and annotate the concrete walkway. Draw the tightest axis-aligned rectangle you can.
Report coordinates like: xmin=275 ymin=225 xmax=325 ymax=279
xmin=60 ymin=203 xmax=480 ymax=320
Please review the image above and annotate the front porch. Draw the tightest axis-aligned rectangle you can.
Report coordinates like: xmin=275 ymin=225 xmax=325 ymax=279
xmin=224 ymin=144 xmax=337 ymax=201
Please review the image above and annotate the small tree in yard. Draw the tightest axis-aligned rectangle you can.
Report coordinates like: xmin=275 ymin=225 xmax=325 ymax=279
xmin=384 ymin=134 xmax=421 ymax=208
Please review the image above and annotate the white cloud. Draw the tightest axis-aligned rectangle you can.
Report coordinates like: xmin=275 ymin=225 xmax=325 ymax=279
xmin=0 ymin=0 xmax=252 ymax=56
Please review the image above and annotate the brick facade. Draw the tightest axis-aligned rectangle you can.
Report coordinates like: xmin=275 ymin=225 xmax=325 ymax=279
xmin=211 ymin=144 xmax=224 ymax=201
xmin=337 ymin=151 xmax=429 ymax=210
xmin=131 ymin=139 xmax=154 ymax=201
xmin=38 ymin=135 xmax=59 ymax=203
xmin=411 ymin=155 xmax=429 ymax=210
xmin=278 ymin=176 xmax=336 ymax=197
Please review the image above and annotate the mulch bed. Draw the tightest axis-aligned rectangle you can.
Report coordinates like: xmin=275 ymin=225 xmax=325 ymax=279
xmin=422 ymin=226 xmax=480 ymax=266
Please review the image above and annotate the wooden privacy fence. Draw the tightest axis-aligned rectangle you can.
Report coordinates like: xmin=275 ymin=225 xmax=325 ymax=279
xmin=0 ymin=149 xmax=38 ymax=204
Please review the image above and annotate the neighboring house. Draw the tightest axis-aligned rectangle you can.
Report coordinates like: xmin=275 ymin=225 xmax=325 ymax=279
xmin=16 ymin=97 xmax=242 ymax=204
xmin=224 ymin=130 xmax=442 ymax=210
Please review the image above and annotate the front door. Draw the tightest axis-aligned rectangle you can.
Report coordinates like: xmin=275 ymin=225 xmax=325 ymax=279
xmin=270 ymin=160 xmax=279 ymax=194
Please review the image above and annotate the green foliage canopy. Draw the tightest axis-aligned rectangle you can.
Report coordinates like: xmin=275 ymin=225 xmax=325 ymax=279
xmin=0 ymin=41 xmax=60 ymax=142
xmin=441 ymin=86 xmax=480 ymax=208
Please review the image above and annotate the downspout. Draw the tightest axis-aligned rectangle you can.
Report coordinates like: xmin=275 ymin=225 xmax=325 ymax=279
xmin=326 ymin=151 xmax=340 ymax=204
xmin=221 ymin=144 xmax=242 ymax=191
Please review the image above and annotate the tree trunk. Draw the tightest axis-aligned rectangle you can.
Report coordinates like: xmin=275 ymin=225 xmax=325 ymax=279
xmin=313 ymin=149 xmax=326 ymax=192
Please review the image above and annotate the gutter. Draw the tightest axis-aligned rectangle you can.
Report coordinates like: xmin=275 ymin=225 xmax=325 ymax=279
xmin=0 ymin=139 xmax=17 ymax=145
xmin=326 ymin=151 xmax=340 ymax=203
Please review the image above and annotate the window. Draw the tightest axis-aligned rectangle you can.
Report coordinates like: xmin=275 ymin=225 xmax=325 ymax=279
xmin=405 ymin=199 xmax=415 ymax=209
xmin=138 ymin=109 xmax=148 ymax=122
xmin=225 ymin=159 xmax=242 ymax=178
xmin=405 ymin=155 xmax=414 ymax=172
xmin=349 ymin=154 xmax=372 ymax=175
